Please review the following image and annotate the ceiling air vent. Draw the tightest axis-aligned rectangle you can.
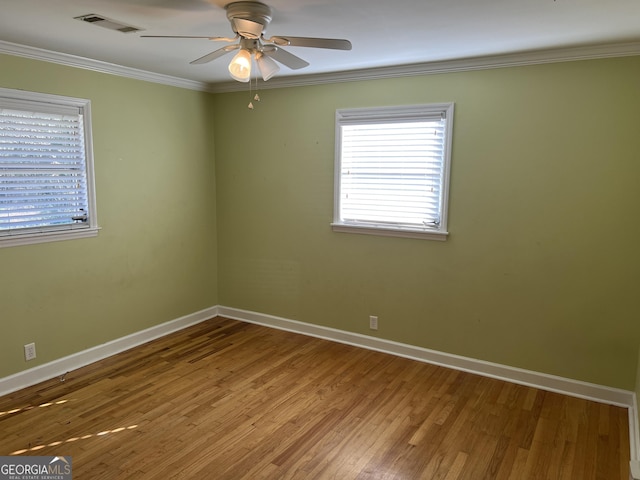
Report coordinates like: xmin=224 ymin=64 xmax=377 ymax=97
xmin=74 ymin=14 xmax=143 ymax=34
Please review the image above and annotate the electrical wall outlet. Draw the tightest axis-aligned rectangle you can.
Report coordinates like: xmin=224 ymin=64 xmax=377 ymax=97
xmin=24 ymin=342 xmax=36 ymax=361
xmin=369 ymin=315 xmax=378 ymax=331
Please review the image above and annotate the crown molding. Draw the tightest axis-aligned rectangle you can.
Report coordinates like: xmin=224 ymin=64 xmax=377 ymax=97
xmin=1 ymin=39 xmax=639 ymax=94
xmin=0 ymin=40 xmax=212 ymax=92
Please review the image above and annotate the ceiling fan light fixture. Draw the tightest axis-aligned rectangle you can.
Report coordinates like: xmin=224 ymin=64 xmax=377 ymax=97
xmin=256 ymin=52 xmax=280 ymax=81
xmin=228 ymin=49 xmax=252 ymax=82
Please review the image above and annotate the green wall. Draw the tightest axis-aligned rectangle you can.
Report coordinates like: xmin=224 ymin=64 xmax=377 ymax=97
xmin=0 ymin=55 xmax=218 ymax=378
xmin=214 ymin=56 xmax=640 ymax=390
xmin=2 ymin=52 xmax=639 ymax=392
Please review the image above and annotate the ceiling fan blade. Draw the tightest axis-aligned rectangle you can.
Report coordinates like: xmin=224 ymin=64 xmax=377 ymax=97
xmin=267 ymin=36 xmax=352 ymax=50
xmin=190 ymin=44 xmax=239 ymax=65
xmin=233 ymin=18 xmax=264 ymax=39
xmin=262 ymin=46 xmax=309 ymax=70
xmin=206 ymin=0 xmax=228 ymax=7
xmin=142 ymin=34 xmax=239 ymax=42
xmin=110 ymin=0 xmax=214 ymax=11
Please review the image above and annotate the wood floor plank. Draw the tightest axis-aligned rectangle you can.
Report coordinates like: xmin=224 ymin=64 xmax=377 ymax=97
xmin=0 ymin=317 xmax=630 ymax=479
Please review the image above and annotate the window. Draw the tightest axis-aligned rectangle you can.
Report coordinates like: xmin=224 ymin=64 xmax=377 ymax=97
xmin=0 ymin=88 xmax=98 ymax=248
xmin=333 ymin=103 xmax=454 ymax=240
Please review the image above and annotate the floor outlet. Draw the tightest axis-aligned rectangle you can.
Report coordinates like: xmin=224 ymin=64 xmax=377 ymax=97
xmin=369 ymin=315 xmax=378 ymax=331
xmin=24 ymin=343 xmax=36 ymax=361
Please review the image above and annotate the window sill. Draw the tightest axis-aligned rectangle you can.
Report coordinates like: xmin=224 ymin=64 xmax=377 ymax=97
xmin=331 ymin=223 xmax=448 ymax=241
xmin=0 ymin=226 xmax=100 ymax=248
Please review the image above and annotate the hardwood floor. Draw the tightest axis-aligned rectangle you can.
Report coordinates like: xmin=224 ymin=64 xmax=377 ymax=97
xmin=0 ymin=317 xmax=630 ymax=479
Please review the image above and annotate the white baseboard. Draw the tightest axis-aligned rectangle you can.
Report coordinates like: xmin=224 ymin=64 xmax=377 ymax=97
xmin=0 ymin=306 xmax=218 ymax=397
xmin=217 ymin=305 xmax=640 ymax=473
xmin=218 ymin=306 xmax=633 ymax=406
xmin=632 ymin=392 xmax=640 ymax=479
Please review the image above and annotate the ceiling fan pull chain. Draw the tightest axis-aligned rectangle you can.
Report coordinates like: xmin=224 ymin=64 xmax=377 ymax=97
xmin=254 ymin=76 xmax=261 ymax=102
xmin=248 ymin=76 xmax=261 ymax=109
xmin=248 ymin=73 xmax=254 ymax=109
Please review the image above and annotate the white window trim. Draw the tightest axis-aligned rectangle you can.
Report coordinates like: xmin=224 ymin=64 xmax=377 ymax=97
xmin=0 ymin=87 xmax=99 ymax=248
xmin=332 ymin=103 xmax=454 ymax=241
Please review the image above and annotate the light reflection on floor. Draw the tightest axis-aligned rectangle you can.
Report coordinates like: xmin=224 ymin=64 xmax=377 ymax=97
xmin=9 ymin=425 xmax=139 ymax=455
xmin=0 ymin=399 xmax=70 ymax=417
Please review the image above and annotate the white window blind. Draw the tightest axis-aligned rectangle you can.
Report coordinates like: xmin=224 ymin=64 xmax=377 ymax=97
xmin=333 ymin=103 xmax=454 ymax=240
xmin=0 ymin=88 xmax=98 ymax=247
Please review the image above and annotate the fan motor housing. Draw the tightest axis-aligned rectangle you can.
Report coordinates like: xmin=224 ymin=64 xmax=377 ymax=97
xmin=226 ymin=1 xmax=273 ymax=30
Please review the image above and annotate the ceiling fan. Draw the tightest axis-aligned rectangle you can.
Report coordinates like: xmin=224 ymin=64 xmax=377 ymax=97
xmin=142 ymin=1 xmax=352 ymax=82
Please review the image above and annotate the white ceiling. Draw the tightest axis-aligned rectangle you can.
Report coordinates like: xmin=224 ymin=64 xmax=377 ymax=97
xmin=1 ymin=0 xmax=639 ymax=89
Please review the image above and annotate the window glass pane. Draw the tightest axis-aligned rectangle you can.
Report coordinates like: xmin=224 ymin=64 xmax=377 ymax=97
xmin=340 ymin=120 xmax=444 ymax=227
xmin=0 ymin=108 xmax=89 ymax=232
